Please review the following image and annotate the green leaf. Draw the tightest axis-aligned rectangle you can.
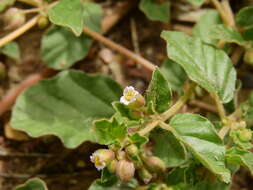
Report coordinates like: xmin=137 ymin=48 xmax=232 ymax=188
xmin=82 ymin=2 xmax=102 ymax=33
xmin=11 ymin=70 xmax=122 ymax=148
xmin=229 ymin=130 xmax=253 ymax=150
xmin=112 ymin=102 xmax=143 ymax=126
xmin=94 ymin=118 xmax=127 ymax=145
xmin=100 ymin=168 xmax=118 ymax=186
xmin=0 ymin=42 xmax=20 ymax=61
xmin=129 ymin=133 xmax=148 ymax=148
xmin=151 ymin=128 xmax=187 ymax=167
xmin=209 ymin=24 xmax=246 ymax=46
xmin=139 ymin=0 xmax=170 ymax=22
xmin=0 ymin=0 xmax=15 ymax=12
xmin=15 ymin=178 xmax=47 ymax=190
xmin=167 ymin=166 xmax=230 ymax=190
xmin=167 ymin=167 xmax=186 ymax=186
xmin=48 ymin=0 xmax=84 ymax=36
xmin=242 ymin=27 xmax=253 ymax=42
xmin=160 ymin=59 xmax=187 ymax=92
xmin=146 ymin=68 xmax=172 ymax=113
xmin=41 ymin=26 xmax=92 ymax=70
xmin=169 ymin=113 xmax=231 ymax=183
xmin=236 ymin=6 xmax=253 ymax=28
xmin=193 ymin=10 xmax=222 ymax=45
xmin=161 ymin=31 xmax=236 ymax=103
xmin=226 ymin=147 xmax=253 ymax=175
xmin=185 ymin=0 xmax=205 ymax=6
xmin=242 ymin=92 xmax=253 ymax=122
xmin=88 ymin=179 xmax=138 ymax=190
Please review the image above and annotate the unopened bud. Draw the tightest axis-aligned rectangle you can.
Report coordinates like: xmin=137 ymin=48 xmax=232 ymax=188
xmin=107 ymin=159 xmax=118 ymax=173
xmin=90 ymin=149 xmax=115 ymax=171
xmin=3 ymin=8 xmax=25 ymax=30
xmin=238 ymin=128 xmax=252 ymax=142
xmin=244 ymin=49 xmax=253 ymax=65
xmin=117 ymin=151 xmax=126 ymax=160
xmin=125 ymin=144 xmax=139 ymax=157
xmin=138 ymin=168 xmax=152 ymax=184
xmin=143 ymin=156 xmax=166 ymax=173
xmin=116 ymin=159 xmax=135 ymax=183
xmin=37 ymin=15 xmax=49 ymax=29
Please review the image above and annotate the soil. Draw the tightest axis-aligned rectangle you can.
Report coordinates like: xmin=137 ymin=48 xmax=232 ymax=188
xmin=0 ymin=0 xmax=253 ymax=189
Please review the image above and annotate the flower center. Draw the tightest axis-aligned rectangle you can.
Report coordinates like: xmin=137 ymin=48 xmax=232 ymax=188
xmin=93 ymin=156 xmax=104 ymax=167
xmin=124 ymin=90 xmax=136 ymax=101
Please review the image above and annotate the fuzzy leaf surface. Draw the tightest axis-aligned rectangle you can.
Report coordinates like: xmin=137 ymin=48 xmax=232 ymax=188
xmin=146 ymin=68 xmax=172 ymax=113
xmin=15 ymin=178 xmax=48 ymax=190
xmin=160 ymin=59 xmax=187 ymax=92
xmin=151 ymin=128 xmax=187 ymax=167
xmin=169 ymin=113 xmax=231 ymax=183
xmin=226 ymin=147 xmax=253 ymax=175
xmin=41 ymin=26 xmax=92 ymax=70
xmin=161 ymin=31 xmax=236 ymax=103
xmin=11 ymin=70 xmax=122 ymax=148
xmin=236 ymin=6 xmax=253 ymax=27
xmin=139 ymin=0 xmax=170 ymax=22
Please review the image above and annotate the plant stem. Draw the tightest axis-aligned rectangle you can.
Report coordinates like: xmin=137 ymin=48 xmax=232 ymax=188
xmin=161 ymin=83 xmax=195 ymax=121
xmin=159 ymin=121 xmax=173 ymax=131
xmin=138 ymin=121 xmax=159 ymax=136
xmin=189 ymin=100 xmax=217 ymax=113
xmin=218 ymin=125 xmax=230 ymax=139
xmin=221 ymin=0 xmax=235 ymax=27
xmin=17 ymin=0 xmax=42 ymax=7
xmin=22 ymin=8 xmax=42 ymax=14
xmin=210 ymin=0 xmax=233 ymax=27
xmin=212 ymin=93 xmax=226 ymax=120
xmin=83 ymin=26 xmax=156 ymax=71
xmin=0 ymin=16 xmax=39 ymax=48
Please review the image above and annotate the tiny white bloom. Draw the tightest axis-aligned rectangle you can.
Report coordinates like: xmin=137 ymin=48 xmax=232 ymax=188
xmin=120 ymin=86 xmax=139 ymax=105
xmin=90 ymin=153 xmax=106 ymax=171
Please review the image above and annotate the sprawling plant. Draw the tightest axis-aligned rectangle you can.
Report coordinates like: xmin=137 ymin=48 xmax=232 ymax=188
xmin=1 ymin=0 xmax=253 ymax=189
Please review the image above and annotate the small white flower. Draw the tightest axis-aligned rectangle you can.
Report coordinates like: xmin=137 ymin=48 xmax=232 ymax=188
xmin=120 ymin=86 xmax=139 ymax=105
xmin=90 ymin=153 xmax=106 ymax=171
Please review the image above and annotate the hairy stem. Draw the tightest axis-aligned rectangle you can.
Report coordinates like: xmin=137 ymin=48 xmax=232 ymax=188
xmin=0 ymin=16 xmax=39 ymax=48
xmin=210 ymin=0 xmax=233 ymax=27
xmin=212 ymin=93 xmax=226 ymax=120
xmin=218 ymin=125 xmax=230 ymax=139
xmin=22 ymin=8 xmax=42 ymax=14
xmin=138 ymin=121 xmax=159 ymax=136
xmin=161 ymin=83 xmax=195 ymax=121
xmin=17 ymin=0 xmax=42 ymax=7
xmin=83 ymin=26 xmax=156 ymax=71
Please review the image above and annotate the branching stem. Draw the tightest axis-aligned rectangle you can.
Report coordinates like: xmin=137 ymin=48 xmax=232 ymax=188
xmin=0 ymin=16 xmax=39 ymax=48
xmin=212 ymin=93 xmax=226 ymax=120
xmin=210 ymin=0 xmax=234 ymax=27
xmin=161 ymin=83 xmax=195 ymax=121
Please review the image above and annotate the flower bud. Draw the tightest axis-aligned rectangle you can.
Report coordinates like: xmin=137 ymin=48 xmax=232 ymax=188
xmin=244 ymin=49 xmax=253 ymax=65
xmin=125 ymin=144 xmax=139 ymax=157
xmin=116 ymin=159 xmax=135 ymax=183
xmin=142 ymin=156 xmax=166 ymax=173
xmin=107 ymin=159 xmax=118 ymax=173
xmin=37 ymin=15 xmax=49 ymax=29
xmin=90 ymin=149 xmax=115 ymax=171
xmin=238 ymin=128 xmax=252 ymax=142
xmin=3 ymin=8 xmax=26 ymax=30
xmin=138 ymin=168 xmax=152 ymax=184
